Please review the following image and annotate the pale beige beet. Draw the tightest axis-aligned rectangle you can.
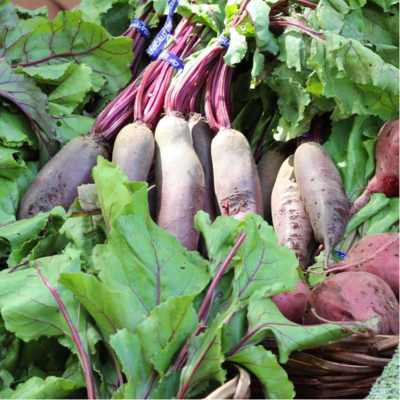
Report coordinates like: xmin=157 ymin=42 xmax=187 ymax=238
xmin=112 ymin=122 xmax=155 ymax=181
xmin=294 ymin=142 xmax=350 ymax=264
xmin=189 ymin=114 xmax=216 ymax=219
xmin=155 ymin=114 xmax=205 ymax=250
xmin=212 ymin=128 xmax=263 ymax=219
xmin=271 ymin=156 xmax=314 ymax=267
xmin=307 ymin=271 xmax=399 ymax=334
xmin=258 ymin=149 xmax=286 ymax=222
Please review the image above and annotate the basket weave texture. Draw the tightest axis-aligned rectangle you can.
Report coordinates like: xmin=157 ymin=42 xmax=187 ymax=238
xmin=284 ymin=334 xmax=399 ymax=399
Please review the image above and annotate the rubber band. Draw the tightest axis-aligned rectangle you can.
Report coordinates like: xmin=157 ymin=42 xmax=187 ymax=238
xmin=130 ymin=18 xmax=150 ymax=38
xmin=335 ymin=250 xmax=347 ymax=260
xmin=160 ymin=51 xmax=184 ymax=70
xmin=218 ymin=35 xmax=230 ymax=49
xmin=146 ymin=0 xmax=180 ymax=59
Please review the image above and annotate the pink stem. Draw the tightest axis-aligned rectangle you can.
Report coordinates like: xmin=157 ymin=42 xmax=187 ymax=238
xmin=35 ymin=264 xmax=96 ymax=399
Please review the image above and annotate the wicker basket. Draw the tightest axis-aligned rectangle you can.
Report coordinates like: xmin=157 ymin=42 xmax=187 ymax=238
xmin=283 ymin=334 xmax=399 ymax=399
xmin=205 ymin=335 xmax=398 ymax=399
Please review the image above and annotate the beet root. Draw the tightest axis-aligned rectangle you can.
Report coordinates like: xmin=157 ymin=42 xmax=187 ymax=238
xmin=294 ymin=142 xmax=350 ymax=264
xmin=307 ymin=271 xmax=399 ymax=334
xmin=18 ymin=136 xmax=109 ymax=219
xmin=155 ymin=113 xmax=205 ymax=250
xmin=271 ymin=156 xmax=314 ymax=267
xmin=258 ymin=149 xmax=286 ymax=222
xmin=112 ymin=122 xmax=155 ymax=181
xmin=328 ymin=233 xmax=399 ymax=296
xmin=272 ymin=281 xmax=311 ymax=323
xmin=189 ymin=114 xmax=216 ymax=219
xmin=351 ymin=119 xmax=399 ymax=214
xmin=211 ymin=128 xmax=263 ymax=219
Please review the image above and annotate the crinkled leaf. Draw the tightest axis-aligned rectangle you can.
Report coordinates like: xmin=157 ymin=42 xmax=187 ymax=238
xmin=7 ymin=376 xmax=82 ymax=399
xmin=0 ymin=146 xmax=27 ymax=179
xmin=247 ymin=0 xmax=278 ymax=54
xmin=0 ymin=107 xmax=37 ymax=148
xmin=0 ymin=162 xmax=37 ymax=227
xmin=2 ymin=10 xmax=133 ymax=98
xmin=78 ymin=0 xmax=124 ymax=22
xmin=224 ymin=27 xmax=247 ymax=66
xmin=109 ymin=328 xmax=153 ymax=399
xmin=268 ymin=65 xmax=320 ymax=140
xmin=0 ymin=207 xmax=65 ymax=266
xmin=228 ymin=345 xmax=295 ymax=399
xmin=54 ymin=115 xmax=94 ymax=144
xmin=137 ymin=296 xmax=198 ymax=376
xmin=308 ymin=32 xmax=399 ymax=121
xmin=48 ymin=64 xmax=94 ymax=116
xmin=178 ymin=0 xmax=224 ymax=32
xmin=247 ymin=296 xmax=352 ymax=363
xmin=0 ymin=59 xmax=57 ymax=160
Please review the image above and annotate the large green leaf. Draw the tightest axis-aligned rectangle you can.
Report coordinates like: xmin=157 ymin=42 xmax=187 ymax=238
xmin=0 ymin=251 xmax=81 ymax=343
xmin=60 ymin=272 xmax=139 ymax=339
xmin=196 ymin=212 xmax=299 ymax=302
xmin=228 ymin=345 xmax=295 ymax=399
xmin=92 ymin=159 xmax=210 ymax=320
xmin=2 ymin=10 xmax=133 ymax=97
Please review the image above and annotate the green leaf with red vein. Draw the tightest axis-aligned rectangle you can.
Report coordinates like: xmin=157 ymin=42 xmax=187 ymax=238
xmin=1 ymin=10 xmax=133 ymax=98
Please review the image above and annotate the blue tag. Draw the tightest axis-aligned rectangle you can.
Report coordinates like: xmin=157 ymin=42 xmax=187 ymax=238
xmin=160 ymin=51 xmax=184 ymax=70
xmin=130 ymin=18 xmax=150 ymax=38
xmin=146 ymin=0 xmax=180 ymax=59
xmin=218 ymin=35 xmax=230 ymax=49
xmin=335 ymin=250 xmax=347 ymax=260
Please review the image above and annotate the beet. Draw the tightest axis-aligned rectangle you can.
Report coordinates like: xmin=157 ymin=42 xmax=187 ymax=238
xmin=328 ymin=233 xmax=399 ymax=296
xmin=19 ymin=136 xmax=108 ymax=218
xmin=307 ymin=271 xmax=399 ymax=334
xmin=272 ymin=281 xmax=311 ymax=323
xmin=351 ymin=119 xmax=399 ymax=214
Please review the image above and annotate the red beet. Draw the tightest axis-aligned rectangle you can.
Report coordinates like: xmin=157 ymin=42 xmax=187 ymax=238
xmin=351 ymin=119 xmax=399 ymax=214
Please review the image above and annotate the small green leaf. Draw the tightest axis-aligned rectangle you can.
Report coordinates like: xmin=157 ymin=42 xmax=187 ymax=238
xmin=247 ymin=296 xmax=352 ymax=363
xmin=247 ymin=0 xmax=278 ymax=54
xmin=110 ymin=329 xmax=153 ymax=399
xmin=7 ymin=376 xmax=82 ymax=399
xmin=137 ymin=296 xmax=198 ymax=376
xmin=224 ymin=27 xmax=247 ymax=66
xmin=48 ymin=65 xmax=94 ymax=116
xmin=229 ymin=345 xmax=295 ymax=399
